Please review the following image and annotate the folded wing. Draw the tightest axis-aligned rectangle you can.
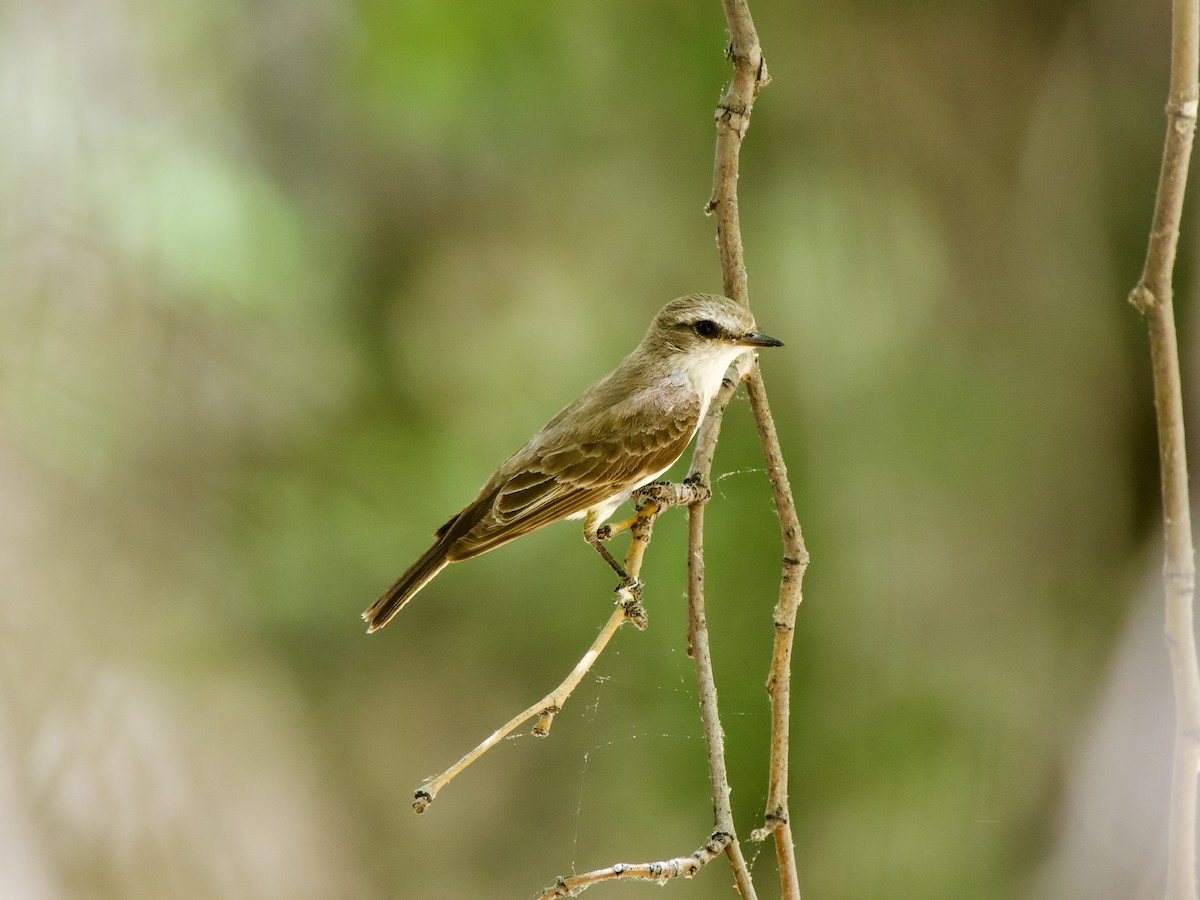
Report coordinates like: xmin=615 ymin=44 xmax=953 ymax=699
xmin=445 ymin=385 xmax=702 ymax=561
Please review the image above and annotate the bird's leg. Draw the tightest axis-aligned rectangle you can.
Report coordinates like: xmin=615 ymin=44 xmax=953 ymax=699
xmin=585 ymin=533 xmax=645 ymax=630
xmin=584 ymin=505 xmax=643 ymax=597
xmin=589 ymin=509 xmax=642 ymax=587
xmin=592 ymin=511 xmax=640 ymax=543
xmin=586 ymin=532 xmax=633 ymax=581
xmin=586 ymin=480 xmax=710 ymax=605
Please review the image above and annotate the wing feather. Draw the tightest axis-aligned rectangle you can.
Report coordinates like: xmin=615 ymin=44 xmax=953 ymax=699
xmin=445 ymin=384 xmax=701 ymax=561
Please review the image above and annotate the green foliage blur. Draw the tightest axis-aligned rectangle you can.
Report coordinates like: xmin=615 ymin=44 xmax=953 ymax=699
xmin=0 ymin=0 xmax=1182 ymax=897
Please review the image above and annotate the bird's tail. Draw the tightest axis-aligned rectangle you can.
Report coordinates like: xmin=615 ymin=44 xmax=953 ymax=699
xmin=362 ymin=541 xmax=451 ymax=632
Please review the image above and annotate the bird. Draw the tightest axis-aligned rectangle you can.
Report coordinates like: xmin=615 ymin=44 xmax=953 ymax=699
xmin=363 ymin=293 xmax=783 ymax=632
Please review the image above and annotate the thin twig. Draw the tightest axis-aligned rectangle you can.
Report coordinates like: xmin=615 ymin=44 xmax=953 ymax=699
xmin=706 ymin=0 xmax=770 ymax=307
xmin=537 ymin=834 xmax=732 ymax=899
xmin=412 ymin=487 xmax=704 ymax=813
xmin=706 ymin=1 xmax=805 ymax=897
xmin=686 ymin=494 xmax=759 ymax=898
xmin=412 ymin=600 xmax=638 ymax=814
xmin=744 ymin=367 xmax=807 ymax=900
xmin=1128 ymin=0 xmax=1200 ymax=896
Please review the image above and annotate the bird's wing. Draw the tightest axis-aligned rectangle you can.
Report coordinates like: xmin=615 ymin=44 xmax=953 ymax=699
xmin=444 ymin=385 xmax=702 ymax=561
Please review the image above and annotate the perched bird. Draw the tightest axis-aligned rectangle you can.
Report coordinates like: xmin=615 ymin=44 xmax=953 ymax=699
xmin=363 ymin=293 xmax=783 ymax=632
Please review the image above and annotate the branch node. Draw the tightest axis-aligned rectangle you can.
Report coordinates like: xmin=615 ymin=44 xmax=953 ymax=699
xmin=533 ymin=706 xmax=561 ymax=736
xmin=749 ymin=812 xmax=787 ymax=842
xmin=1128 ymin=282 xmax=1157 ymax=313
xmin=412 ymin=790 xmax=432 ymax=815
xmin=757 ymin=56 xmax=771 ymax=88
xmin=715 ymin=100 xmax=752 ymax=138
xmin=617 ymin=588 xmax=648 ymax=630
xmin=708 ymin=830 xmax=734 ymax=849
xmin=1167 ymin=97 xmax=1199 ymax=122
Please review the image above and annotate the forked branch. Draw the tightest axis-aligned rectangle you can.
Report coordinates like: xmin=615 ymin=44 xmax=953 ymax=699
xmin=706 ymin=1 xmax=806 ymax=897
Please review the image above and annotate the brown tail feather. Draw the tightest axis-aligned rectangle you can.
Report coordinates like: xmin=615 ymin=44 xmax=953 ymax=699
xmin=362 ymin=541 xmax=451 ymax=632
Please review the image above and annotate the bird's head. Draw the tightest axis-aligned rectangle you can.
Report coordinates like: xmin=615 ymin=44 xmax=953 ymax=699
xmin=642 ymin=293 xmax=784 ymax=396
xmin=649 ymin=292 xmax=783 ymax=356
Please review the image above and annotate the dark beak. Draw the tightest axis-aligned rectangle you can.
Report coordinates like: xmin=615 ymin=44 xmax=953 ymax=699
xmin=735 ymin=331 xmax=785 ymax=348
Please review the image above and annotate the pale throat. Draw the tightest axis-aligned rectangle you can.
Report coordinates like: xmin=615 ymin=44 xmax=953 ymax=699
xmin=676 ymin=344 xmax=749 ymax=415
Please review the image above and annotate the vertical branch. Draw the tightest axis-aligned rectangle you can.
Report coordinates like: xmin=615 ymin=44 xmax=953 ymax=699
xmin=705 ymin=1 xmax=769 ymax=306
xmin=1128 ymin=0 xmax=1200 ymax=897
xmin=705 ymin=1 xmax=806 ymax=898
xmin=686 ymin=357 xmax=759 ymax=900
xmin=687 ymin=494 xmax=759 ymax=900
xmin=744 ymin=369 xmax=807 ymax=900
xmin=540 ymin=3 xmax=798 ymax=893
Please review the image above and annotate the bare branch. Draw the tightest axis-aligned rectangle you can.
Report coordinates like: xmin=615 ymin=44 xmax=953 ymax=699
xmin=706 ymin=0 xmax=770 ymax=306
xmin=412 ymin=599 xmax=638 ymax=814
xmin=706 ymin=1 xmax=806 ymax=897
xmin=682 ymin=354 xmax=760 ymax=900
xmin=744 ymin=366 xmax=806 ymax=900
xmin=537 ymin=833 xmax=732 ymax=899
xmin=684 ymin=468 xmax=759 ymax=900
xmin=1130 ymin=1 xmax=1200 ymax=898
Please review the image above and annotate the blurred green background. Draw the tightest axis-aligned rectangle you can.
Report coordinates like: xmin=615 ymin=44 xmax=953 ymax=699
xmin=1 ymin=0 xmax=1190 ymax=897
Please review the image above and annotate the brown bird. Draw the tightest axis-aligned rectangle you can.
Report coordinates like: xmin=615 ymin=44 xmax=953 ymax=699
xmin=364 ymin=293 xmax=783 ymax=632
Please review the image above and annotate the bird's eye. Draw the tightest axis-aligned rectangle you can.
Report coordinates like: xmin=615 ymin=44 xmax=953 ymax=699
xmin=693 ymin=319 xmax=717 ymax=337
